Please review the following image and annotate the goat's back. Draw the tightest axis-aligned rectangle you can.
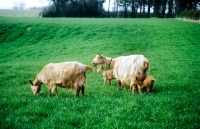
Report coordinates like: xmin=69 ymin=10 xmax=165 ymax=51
xmin=37 ymin=61 xmax=89 ymax=86
xmin=113 ymin=55 xmax=149 ymax=84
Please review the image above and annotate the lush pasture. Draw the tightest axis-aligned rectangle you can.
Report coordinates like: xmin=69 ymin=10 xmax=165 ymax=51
xmin=0 ymin=9 xmax=41 ymax=17
xmin=0 ymin=18 xmax=200 ymax=128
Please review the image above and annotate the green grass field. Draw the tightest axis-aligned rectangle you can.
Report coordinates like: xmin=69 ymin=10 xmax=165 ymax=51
xmin=0 ymin=9 xmax=41 ymax=17
xmin=0 ymin=18 xmax=200 ymax=128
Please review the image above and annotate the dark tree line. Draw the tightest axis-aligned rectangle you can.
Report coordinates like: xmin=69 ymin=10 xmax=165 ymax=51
xmin=42 ymin=0 xmax=105 ymax=17
xmin=41 ymin=0 xmax=200 ymax=18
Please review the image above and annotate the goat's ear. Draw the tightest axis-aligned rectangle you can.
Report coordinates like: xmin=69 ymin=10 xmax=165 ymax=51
xmin=143 ymin=61 xmax=149 ymax=68
xmin=98 ymin=54 xmax=103 ymax=58
xmin=29 ymin=80 xmax=33 ymax=85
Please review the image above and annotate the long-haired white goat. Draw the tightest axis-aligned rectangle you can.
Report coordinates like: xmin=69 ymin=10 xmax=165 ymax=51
xmin=92 ymin=54 xmax=149 ymax=92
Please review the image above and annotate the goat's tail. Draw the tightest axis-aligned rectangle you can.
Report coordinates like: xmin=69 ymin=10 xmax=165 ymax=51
xmin=86 ymin=65 xmax=93 ymax=71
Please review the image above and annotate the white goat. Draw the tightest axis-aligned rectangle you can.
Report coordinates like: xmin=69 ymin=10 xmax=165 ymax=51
xmin=92 ymin=54 xmax=149 ymax=92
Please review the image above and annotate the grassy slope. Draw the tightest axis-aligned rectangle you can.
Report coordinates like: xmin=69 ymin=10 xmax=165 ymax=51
xmin=0 ymin=9 xmax=41 ymax=17
xmin=0 ymin=18 xmax=200 ymax=128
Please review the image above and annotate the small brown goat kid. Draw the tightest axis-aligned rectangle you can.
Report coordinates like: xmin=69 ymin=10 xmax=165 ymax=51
xmin=130 ymin=64 xmax=149 ymax=92
xmin=29 ymin=61 xmax=93 ymax=97
xmin=97 ymin=65 xmax=115 ymax=86
xmin=136 ymin=76 xmax=156 ymax=94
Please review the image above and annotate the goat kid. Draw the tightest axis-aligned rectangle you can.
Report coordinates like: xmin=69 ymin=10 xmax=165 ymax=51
xmin=97 ymin=65 xmax=115 ymax=86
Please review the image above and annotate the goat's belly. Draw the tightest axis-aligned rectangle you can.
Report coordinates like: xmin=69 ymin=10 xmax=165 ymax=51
xmin=116 ymin=75 xmax=130 ymax=85
xmin=56 ymin=81 xmax=72 ymax=88
xmin=123 ymin=79 xmax=130 ymax=85
xmin=56 ymin=80 xmax=85 ymax=89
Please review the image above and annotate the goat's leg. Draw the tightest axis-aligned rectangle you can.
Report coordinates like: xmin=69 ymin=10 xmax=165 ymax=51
xmin=103 ymin=79 xmax=106 ymax=86
xmin=108 ymin=80 xmax=111 ymax=85
xmin=76 ymin=87 xmax=80 ymax=97
xmin=137 ymin=85 xmax=143 ymax=94
xmin=150 ymin=84 xmax=154 ymax=92
xmin=54 ymin=86 xmax=59 ymax=97
xmin=147 ymin=85 xmax=151 ymax=92
xmin=130 ymin=78 xmax=139 ymax=92
xmin=48 ymin=88 xmax=51 ymax=97
xmin=121 ymin=82 xmax=126 ymax=89
xmin=117 ymin=80 xmax=122 ymax=87
xmin=81 ymin=86 xmax=85 ymax=96
xmin=51 ymin=85 xmax=59 ymax=97
xmin=123 ymin=84 xmax=126 ymax=89
xmin=131 ymin=84 xmax=137 ymax=92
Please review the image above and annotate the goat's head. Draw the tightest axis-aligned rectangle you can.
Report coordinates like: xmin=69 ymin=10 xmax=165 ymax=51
xmin=92 ymin=54 xmax=105 ymax=66
xmin=97 ymin=65 xmax=104 ymax=72
xmin=29 ymin=80 xmax=41 ymax=95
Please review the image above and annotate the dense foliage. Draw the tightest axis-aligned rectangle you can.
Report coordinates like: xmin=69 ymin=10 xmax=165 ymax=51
xmin=180 ymin=10 xmax=200 ymax=20
xmin=41 ymin=0 xmax=200 ymax=18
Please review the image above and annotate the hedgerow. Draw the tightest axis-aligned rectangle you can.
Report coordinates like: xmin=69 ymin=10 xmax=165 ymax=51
xmin=180 ymin=10 xmax=200 ymax=20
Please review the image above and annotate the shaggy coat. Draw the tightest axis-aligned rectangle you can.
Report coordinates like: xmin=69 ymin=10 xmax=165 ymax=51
xmin=114 ymin=55 xmax=149 ymax=90
xmin=97 ymin=65 xmax=115 ymax=86
xmin=92 ymin=54 xmax=149 ymax=91
xmin=29 ymin=61 xmax=93 ymax=97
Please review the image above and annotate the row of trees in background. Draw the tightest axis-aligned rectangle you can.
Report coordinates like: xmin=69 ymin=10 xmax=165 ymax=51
xmin=12 ymin=1 xmax=25 ymax=10
xmin=41 ymin=0 xmax=200 ymax=18
xmin=180 ymin=10 xmax=200 ymax=20
xmin=12 ymin=1 xmax=45 ymax=10
xmin=42 ymin=0 xmax=105 ymax=17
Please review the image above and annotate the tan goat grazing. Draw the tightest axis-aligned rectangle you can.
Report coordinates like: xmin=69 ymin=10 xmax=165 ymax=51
xmin=97 ymin=65 xmax=115 ymax=86
xmin=135 ymin=76 xmax=156 ymax=94
xmin=28 ymin=61 xmax=93 ymax=97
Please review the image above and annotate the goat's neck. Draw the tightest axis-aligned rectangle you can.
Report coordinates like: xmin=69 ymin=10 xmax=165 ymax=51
xmin=101 ymin=69 xmax=107 ymax=74
xmin=33 ymin=77 xmax=42 ymax=86
xmin=109 ymin=60 xmax=115 ymax=68
xmin=103 ymin=57 xmax=114 ymax=68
